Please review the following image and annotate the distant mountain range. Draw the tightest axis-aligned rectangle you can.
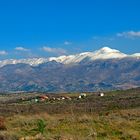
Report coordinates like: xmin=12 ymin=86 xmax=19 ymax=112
xmin=0 ymin=47 xmax=140 ymax=67
xmin=0 ymin=47 xmax=140 ymax=93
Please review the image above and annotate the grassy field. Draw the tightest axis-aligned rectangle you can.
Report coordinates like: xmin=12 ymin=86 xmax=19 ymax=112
xmin=0 ymin=88 xmax=140 ymax=140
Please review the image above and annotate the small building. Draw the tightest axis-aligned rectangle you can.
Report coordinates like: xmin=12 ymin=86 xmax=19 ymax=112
xmin=99 ymin=92 xmax=104 ymax=97
xmin=78 ymin=95 xmax=82 ymax=99
xmin=79 ymin=93 xmax=87 ymax=99
xmin=52 ymin=97 xmax=56 ymax=100
xmin=39 ymin=95 xmax=49 ymax=102
xmin=56 ymin=97 xmax=61 ymax=101
xmin=34 ymin=98 xmax=39 ymax=103
xmin=61 ymin=97 xmax=65 ymax=100
xmin=65 ymin=96 xmax=72 ymax=100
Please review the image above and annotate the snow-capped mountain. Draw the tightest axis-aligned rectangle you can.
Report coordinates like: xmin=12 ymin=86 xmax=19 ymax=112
xmin=131 ymin=53 xmax=140 ymax=57
xmin=0 ymin=58 xmax=49 ymax=68
xmin=0 ymin=47 xmax=140 ymax=92
xmin=49 ymin=47 xmax=128 ymax=64
xmin=0 ymin=47 xmax=139 ymax=68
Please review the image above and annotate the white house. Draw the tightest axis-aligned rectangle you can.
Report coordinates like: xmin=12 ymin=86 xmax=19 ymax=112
xmin=79 ymin=93 xmax=87 ymax=99
xmin=99 ymin=92 xmax=104 ymax=97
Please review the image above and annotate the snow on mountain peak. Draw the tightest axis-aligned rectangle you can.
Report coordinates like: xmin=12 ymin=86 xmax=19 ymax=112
xmin=0 ymin=47 xmax=139 ymax=67
xmin=88 ymin=46 xmax=127 ymax=60
xmin=98 ymin=47 xmax=120 ymax=53
xmin=131 ymin=53 xmax=140 ymax=57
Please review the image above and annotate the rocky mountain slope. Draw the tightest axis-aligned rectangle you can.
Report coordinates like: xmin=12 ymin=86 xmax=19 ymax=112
xmin=0 ymin=47 xmax=140 ymax=92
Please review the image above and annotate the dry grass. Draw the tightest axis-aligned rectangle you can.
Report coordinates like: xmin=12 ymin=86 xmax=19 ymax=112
xmin=0 ymin=108 xmax=140 ymax=140
xmin=0 ymin=88 xmax=140 ymax=139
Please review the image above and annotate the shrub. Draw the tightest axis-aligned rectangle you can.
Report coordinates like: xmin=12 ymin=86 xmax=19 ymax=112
xmin=0 ymin=117 xmax=7 ymax=130
xmin=32 ymin=119 xmax=46 ymax=134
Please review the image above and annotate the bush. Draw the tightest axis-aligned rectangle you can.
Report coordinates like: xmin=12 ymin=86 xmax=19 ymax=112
xmin=0 ymin=117 xmax=7 ymax=130
xmin=32 ymin=119 xmax=46 ymax=134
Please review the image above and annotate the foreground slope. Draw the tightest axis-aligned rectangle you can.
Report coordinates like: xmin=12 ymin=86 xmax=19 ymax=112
xmin=0 ymin=88 xmax=140 ymax=139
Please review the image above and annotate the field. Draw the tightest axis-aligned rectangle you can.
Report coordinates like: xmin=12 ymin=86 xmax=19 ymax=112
xmin=0 ymin=88 xmax=140 ymax=140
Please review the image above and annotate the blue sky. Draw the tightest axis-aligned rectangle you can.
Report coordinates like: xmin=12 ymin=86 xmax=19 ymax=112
xmin=0 ymin=0 xmax=140 ymax=59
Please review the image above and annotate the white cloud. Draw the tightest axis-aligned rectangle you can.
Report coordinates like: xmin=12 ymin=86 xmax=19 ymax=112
xmin=15 ymin=47 xmax=29 ymax=51
xmin=117 ymin=31 xmax=140 ymax=38
xmin=64 ymin=41 xmax=72 ymax=45
xmin=42 ymin=46 xmax=67 ymax=55
xmin=0 ymin=51 xmax=8 ymax=55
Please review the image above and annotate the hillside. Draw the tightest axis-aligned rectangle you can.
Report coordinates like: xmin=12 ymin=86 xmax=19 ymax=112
xmin=0 ymin=47 xmax=140 ymax=92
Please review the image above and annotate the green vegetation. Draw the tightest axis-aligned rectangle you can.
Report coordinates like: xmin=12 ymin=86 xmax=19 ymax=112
xmin=34 ymin=119 xmax=46 ymax=134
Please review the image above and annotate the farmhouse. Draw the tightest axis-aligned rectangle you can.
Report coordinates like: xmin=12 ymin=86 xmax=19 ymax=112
xmin=38 ymin=95 xmax=49 ymax=102
xmin=79 ymin=93 xmax=87 ymax=99
xmin=99 ymin=92 xmax=104 ymax=97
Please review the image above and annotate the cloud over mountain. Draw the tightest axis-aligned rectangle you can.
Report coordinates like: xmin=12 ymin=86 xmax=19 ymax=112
xmin=15 ymin=47 xmax=29 ymax=51
xmin=42 ymin=46 xmax=67 ymax=55
xmin=0 ymin=51 xmax=8 ymax=55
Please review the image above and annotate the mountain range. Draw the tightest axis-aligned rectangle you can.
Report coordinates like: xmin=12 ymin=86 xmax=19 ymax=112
xmin=0 ymin=47 xmax=140 ymax=93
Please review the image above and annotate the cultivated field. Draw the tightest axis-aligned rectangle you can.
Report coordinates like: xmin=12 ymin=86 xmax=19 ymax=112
xmin=0 ymin=88 xmax=140 ymax=140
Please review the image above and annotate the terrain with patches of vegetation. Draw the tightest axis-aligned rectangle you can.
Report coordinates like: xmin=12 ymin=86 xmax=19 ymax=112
xmin=0 ymin=88 xmax=140 ymax=140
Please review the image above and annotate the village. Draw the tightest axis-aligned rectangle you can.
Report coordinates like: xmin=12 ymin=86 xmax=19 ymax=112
xmin=0 ymin=92 xmax=105 ymax=105
xmin=20 ymin=92 xmax=105 ymax=104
